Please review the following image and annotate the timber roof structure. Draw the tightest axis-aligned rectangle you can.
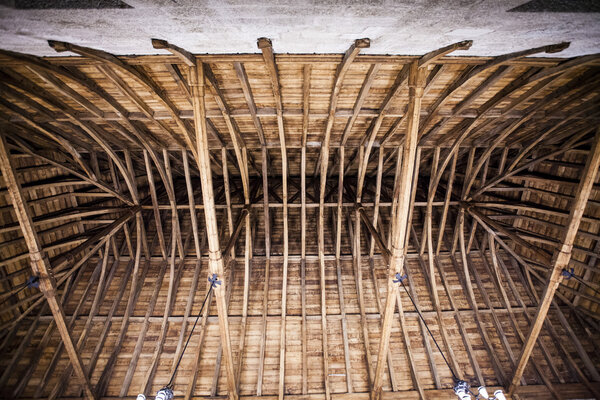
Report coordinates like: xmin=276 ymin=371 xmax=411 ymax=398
xmin=0 ymin=37 xmax=599 ymax=400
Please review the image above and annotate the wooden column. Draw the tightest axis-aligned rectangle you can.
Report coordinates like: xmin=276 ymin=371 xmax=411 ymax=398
xmin=190 ymin=63 xmax=239 ymax=400
xmin=0 ymin=133 xmax=97 ymax=400
xmin=509 ymin=127 xmax=600 ymax=394
xmin=371 ymin=60 xmax=425 ymax=400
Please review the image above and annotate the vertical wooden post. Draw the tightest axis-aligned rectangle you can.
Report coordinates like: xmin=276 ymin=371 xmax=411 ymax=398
xmin=190 ymin=63 xmax=238 ymax=400
xmin=509 ymin=128 xmax=600 ymax=395
xmin=0 ymin=134 xmax=97 ymax=400
xmin=371 ymin=60 xmax=425 ymax=400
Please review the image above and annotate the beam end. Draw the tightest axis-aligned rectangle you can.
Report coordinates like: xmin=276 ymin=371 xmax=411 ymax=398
xmin=257 ymin=37 xmax=273 ymax=49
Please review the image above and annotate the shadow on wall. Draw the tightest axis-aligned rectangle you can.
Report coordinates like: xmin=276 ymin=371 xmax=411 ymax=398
xmin=0 ymin=0 xmax=132 ymax=9
xmin=508 ymin=0 xmax=600 ymax=12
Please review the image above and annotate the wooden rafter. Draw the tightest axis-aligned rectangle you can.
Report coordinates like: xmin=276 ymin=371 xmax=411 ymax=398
xmin=0 ymin=40 xmax=599 ymax=400
xmin=257 ymin=37 xmax=293 ymax=400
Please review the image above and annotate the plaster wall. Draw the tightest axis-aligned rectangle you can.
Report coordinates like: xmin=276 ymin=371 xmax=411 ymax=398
xmin=0 ymin=0 xmax=598 ymax=57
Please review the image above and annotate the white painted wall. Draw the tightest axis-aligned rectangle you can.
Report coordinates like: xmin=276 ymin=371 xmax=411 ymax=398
xmin=0 ymin=0 xmax=598 ymax=57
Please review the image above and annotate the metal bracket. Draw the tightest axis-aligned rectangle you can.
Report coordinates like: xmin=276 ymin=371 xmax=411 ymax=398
xmin=208 ymin=273 xmax=222 ymax=288
xmin=393 ymin=273 xmax=407 ymax=284
xmin=26 ymin=276 xmax=40 ymax=289
xmin=561 ymin=268 xmax=574 ymax=280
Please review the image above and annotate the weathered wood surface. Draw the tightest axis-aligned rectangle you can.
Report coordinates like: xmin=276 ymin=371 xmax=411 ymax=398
xmin=0 ymin=39 xmax=599 ymax=400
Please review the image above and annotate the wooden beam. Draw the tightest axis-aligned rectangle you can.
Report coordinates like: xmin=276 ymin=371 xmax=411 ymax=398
xmin=314 ymin=38 xmax=369 ymax=399
xmin=371 ymin=60 xmax=425 ymax=400
xmin=346 ymin=212 xmax=374 ymax=386
xmin=301 ymin=64 xmax=310 ymax=396
xmin=234 ymin=62 xmax=266 ymax=147
xmin=190 ymin=61 xmax=238 ymax=400
xmin=508 ymin=128 xmax=600 ymax=394
xmin=257 ymin=145 xmax=271 ymax=397
xmin=0 ymin=133 xmax=96 ymax=400
xmin=339 ymin=63 xmax=380 ymax=147
xmin=257 ymin=37 xmax=293 ymax=400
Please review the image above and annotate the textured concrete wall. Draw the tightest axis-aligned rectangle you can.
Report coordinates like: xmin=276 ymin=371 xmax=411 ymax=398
xmin=0 ymin=0 xmax=598 ymax=56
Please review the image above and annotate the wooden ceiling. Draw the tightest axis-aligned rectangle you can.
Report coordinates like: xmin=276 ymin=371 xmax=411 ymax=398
xmin=0 ymin=37 xmax=599 ymax=400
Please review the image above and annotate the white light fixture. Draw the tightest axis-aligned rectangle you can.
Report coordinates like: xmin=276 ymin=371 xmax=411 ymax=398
xmin=453 ymin=380 xmax=507 ymax=400
xmin=136 ymin=386 xmax=173 ymax=400
xmin=478 ymin=386 xmax=489 ymax=399
xmin=454 ymin=380 xmax=472 ymax=400
xmin=494 ymin=390 xmax=507 ymax=400
xmin=155 ymin=387 xmax=174 ymax=400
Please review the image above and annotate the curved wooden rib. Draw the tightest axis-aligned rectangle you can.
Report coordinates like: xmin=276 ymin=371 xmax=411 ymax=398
xmin=48 ymin=40 xmax=199 ymax=163
xmin=257 ymin=37 xmax=293 ymax=400
xmin=0 ymin=63 xmax=139 ymax=203
xmin=0 ymin=95 xmax=96 ymax=181
xmin=356 ymin=41 xmax=471 ymax=204
xmin=234 ymin=61 xmax=267 ymax=147
xmin=340 ymin=63 xmax=380 ymax=147
xmin=417 ymin=42 xmax=570 ymax=138
xmin=203 ymin=64 xmax=251 ymax=199
xmin=300 ymin=63 xmax=311 ymax=394
xmin=7 ymin=134 xmax=131 ymax=205
xmin=419 ymin=40 xmax=473 ymax=67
